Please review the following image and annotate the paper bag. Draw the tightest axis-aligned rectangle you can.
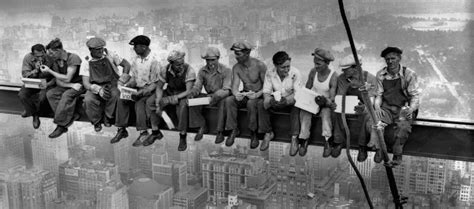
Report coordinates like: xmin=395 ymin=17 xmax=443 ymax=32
xmin=188 ymin=97 xmax=211 ymax=106
xmin=22 ymin=78 xmax=47 ymax=89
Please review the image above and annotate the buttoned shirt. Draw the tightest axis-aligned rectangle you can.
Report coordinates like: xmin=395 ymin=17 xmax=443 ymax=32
xmin=263 ymin=67 xmax=301 ymax=97
xmin=376 ymin=65 xmax=420 ymax=110
xmin=79 ymin=51 xmax=123 ymax=77
xmin=130 ymin=52 xmax=162 ymax=88
xmin=193 ymin=63 xmax=232 ymax=94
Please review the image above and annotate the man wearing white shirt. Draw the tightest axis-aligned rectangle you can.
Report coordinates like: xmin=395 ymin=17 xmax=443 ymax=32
xmin=80 ymin=37 xmax=131 ymax=132
xmin=261 ymin=51 xmax=302 ymax=154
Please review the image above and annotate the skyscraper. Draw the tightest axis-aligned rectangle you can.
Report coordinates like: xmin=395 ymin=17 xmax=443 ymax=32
xmin=96 ymin=180 xmax=129 ymax=209
xmin=151 ymin=144 xmax=188 ymax=193
xmin=58 ymin=158 xmax=119 ymax=200
xmin=173 ymin=185 xmax=208 ymax=209
xmin=235 ymin=173 xmax=276 ymax=209
xmin=3 ymin=166 xmax=57 ymax=209
xmin=32 ymin=125 xmax=68 ymax=176
xmin=201 ymin=150 xmax=267 ymax=204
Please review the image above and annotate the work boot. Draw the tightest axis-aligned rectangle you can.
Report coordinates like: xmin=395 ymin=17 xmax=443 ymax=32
xmin=143 ymin=130 xmax=163 ymax=146
xmin=357 ymin=146 xmax=368 ymax=162
xmin=215 ymin=132 xmax=225 ymax=144
xmin=194 ymin=126 xmax=207 ymax=141
xmin=110 ymin=128 xmax=128 ymax=144
xmin=32 ymin=115 xmax=40 ymax=129
xmin=21 ymin=111 xmax=28 ymax=118
xmin=178 ymin=133 xmax=187 ymax=151
xmin=392 ymin=155 xmax=403 ymax=166
xmin=225 ymin=129 xmax=239 ymax=147
xmin=374 ymin=149 xmax=383 ymax=163
xmin=94 ymin=123 xmax=102 ymax=132
xmin=249 ymin=131 xmax=259 ymax=149
xmin=331 ymin=143 xmax=343 ymax=158
xmin=289 ymin=135 xmax=299 ymax=156
xmin=260 ymin=132 xmax=274 ymax=151
xmin=299 ymin=139 xmax=309 ymax=156
xmin=323 ymin=141 xmax=332 ymax=158
xmin=49 ymin=126 xmax=68 ymax=138
xmin=132 ymin=131 xmax=148 ymax=147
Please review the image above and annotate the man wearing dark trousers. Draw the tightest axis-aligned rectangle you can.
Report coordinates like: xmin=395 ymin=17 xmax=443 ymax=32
xmin=19 ymin=44 xmax=54 ymax=129
xmin=371 ymin=46 xmax=420 ymax=166
xmin=224 ymin=41 xmax=271 ymax=149
xmin=111 ymin=35 xmax=162 ymax=146
xmin=188 ymin=46 xmax=232 ymax=143
xmin=332 ymin=54 xmax=377 ymax=161
xmin=81 ymin=37 xmax=131 ymax=132
xmin=41 ymin=38 xmax=84 ymax=138
xmin=262 ymin=51 xmax=301 ymax=153
xmin=146 ymin=50 xmax=197 ymax=151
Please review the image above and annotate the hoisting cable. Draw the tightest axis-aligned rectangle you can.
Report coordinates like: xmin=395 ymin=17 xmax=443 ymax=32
xmin=337 ymin=0 xmax=406 ymax=208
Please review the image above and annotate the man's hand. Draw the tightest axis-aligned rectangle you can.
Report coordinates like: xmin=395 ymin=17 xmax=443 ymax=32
xmin=155 ymin=106 xmax=162 ymax=115
xmin=71 ymin=83 xmax=82 ymax=91
xmin=354 ymin=103 xmax=365 ymax=114
xmin=118 ymin=74 xmax=131 ymax=86
xmin=315 ymin=96 xmax=328 ymax=107
xmin=328 ymin=101 xmax=337 ymax=110
xmin=235 ymin=92 xmax=245 ymax=101
xmin=40 ymin=65 xmax=51 ymax=73
xmin=99 ymin=86 xmax=111 ymax=100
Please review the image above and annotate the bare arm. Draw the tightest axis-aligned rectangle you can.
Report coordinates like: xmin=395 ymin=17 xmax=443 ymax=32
xmin=231 ymin=66 xmax=241 ymax=96
xmin=328 ymin=72 xmax=338 ymax=102
xmin=176 ymin=81 xmax=194 ymax=99
xmin=154 ymin=80 xmax=165 ymax=105
xmin=45 ymin=65 xmax=78 ymax=83
xmin=120 ymin=59 xmax=131 ymax=74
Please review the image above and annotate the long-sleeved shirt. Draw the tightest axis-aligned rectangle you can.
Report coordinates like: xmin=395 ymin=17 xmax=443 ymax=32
xmin=192 ymin=63 xmax=232 ymax=94
xmin=262 ymin=66 xmax=301 ymax=97
xmin=375 ymin=65 xmax=420 ymax=110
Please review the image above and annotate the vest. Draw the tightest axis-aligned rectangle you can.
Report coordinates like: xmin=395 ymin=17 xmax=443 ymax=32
xmin=165 ymin=63 xmax=190 ymax=95
xmin=88 ymin=57 xmax=119 ymax=85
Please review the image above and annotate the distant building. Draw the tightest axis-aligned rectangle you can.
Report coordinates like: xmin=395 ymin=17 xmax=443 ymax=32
xmin=151 ymin=145 xmax=188 ymax=193
xmin=201 ymin=151 xmax=267 ymax=204
xmin=0 ymin=134 xmax=25 ymax=171
xmin=235 ymin=173 xmax=276 ymax=209
xmin=128 ymin=177 xmax=173 ymax=209
xmin=58 ymin=158 xmax=119 ymax=200
xmin=96 ymin=180 xmax=129 ymax=209
xmin=3 ymin=166 xmax=57 ymax=209
xmin=32 ymin=126 xmax=69 ymax=176
xmin=172 ymin=185 xmax=208 ymax=209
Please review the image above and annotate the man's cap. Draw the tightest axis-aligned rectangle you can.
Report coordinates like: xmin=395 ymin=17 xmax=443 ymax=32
xmin=380 ymin=46 xmax=403 ymax=57
xmin=167 ymin=50 xmax=186 ymax=62
xmin=201 ymin=47 xmax=220 ymax=59
xmin=86 ymin=37 xmax=106 ymax=49
xmin=230 ymin=41 xmax=253 ymax=51
xmin=129 ymin=35 xmax=151 ymax=46
xmin=340 ymin=55 xmax=362 ymax=69
xmin=311 ymin=48 xmax=334 ymax=62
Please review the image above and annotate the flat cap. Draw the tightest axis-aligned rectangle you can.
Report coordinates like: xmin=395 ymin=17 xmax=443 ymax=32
xmin=86 ymin=37 xmax=106 ymax=49
xmin=201 ymin=47 xmax=220 ymax=59
xmin=129 ymin=35 xmax=150 ymax=46
xmin=380 ymin=46 xmax=402 ymax=57
xmin=230 ymin=41 xmax=253 ymax=51
xmin=311 ymin=48 xmax=334 ymax=62
xmin=167 ymin=50 xmax=186 ymax=62
xmin=339 ymin=54 xmax=362 ymax=69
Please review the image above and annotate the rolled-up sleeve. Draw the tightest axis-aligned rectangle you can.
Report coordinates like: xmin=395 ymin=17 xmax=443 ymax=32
xmin=21 ymin=54 xmax=34 ymax=78
xmin=150 ymin=60 xmax=162 ymax=83
xmin=185 ymin=66 xmax=196 ymax=82
xmin=262 ymin=71 xmax=273 ymax=95
xmin=375 ymin=71 xmax=385 ymax=97
xmin=192 ymin=69 xmax=204 ymax=94
xmin=292 ymin=69 xmax=302 ymax=90
xmin=221 ymin=66 xmax=232 ymax=91
xmin=79 ymin=62 xmax=90 ymax=77
xmin=406 ymin=71 xmax=420 ymax=110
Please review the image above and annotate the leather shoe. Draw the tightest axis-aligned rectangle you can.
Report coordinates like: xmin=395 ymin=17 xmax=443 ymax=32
xmin=289 ymin=135 xmax=299 ymax=156
xmin=225 ymin=129 xmax=239 ymax=147
xmin=178 ymin=133 xmax=187 ymax=151
xmin=21 ymin=111 xmax=28 ymax=118
xmin=194 ymin=126 xmax=207 ymax=141
xmin=323 ymin=141 xmax=332 ymax=158
xmin=110 ymin=128 xmax=128 ymax=144
xmin=132 ymin=131 xmax=148 ymax=147
xmin=299 ymin=139 xmax=309 ymax=156
xmin=49 ymin=126 xmax=67 ymax=138
xmin=32 ymin=115 xmax=40 ymax=129
xmin=249 ymin=132 xmax=259 ymax=149
xmin=331 ymin=143 xmax=343 ymax=158
xmin=143 ymin=130 xmax=163 ymax=146
xmin=260 ymin=132 xmax=274 ymax=151
xmin=374 ymin=149 xmax=383 ymax=163
xmin=215 ymin=132 xmax=225 ymax=144
xmin=357 ymin=146 xmax=368 ymax=162
xmin=94 ymin=123 xmax=102 ymax=132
